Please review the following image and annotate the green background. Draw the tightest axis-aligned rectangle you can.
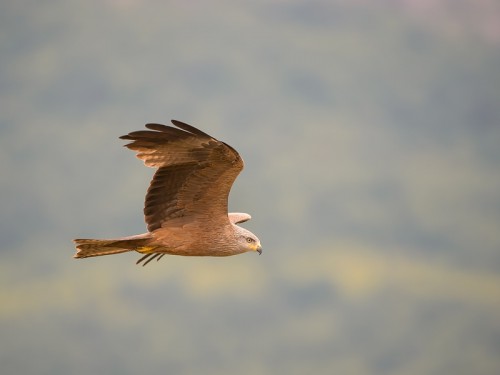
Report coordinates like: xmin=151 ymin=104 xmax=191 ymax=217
xmin=1 ymin=1 xmax=500 ymax=374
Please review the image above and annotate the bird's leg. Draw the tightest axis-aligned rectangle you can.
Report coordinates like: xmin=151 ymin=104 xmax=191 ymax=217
xmin=142 ymin=253 xmax=161 ymax=266
xmin=136 ymin=252 xmax=159 ymax=266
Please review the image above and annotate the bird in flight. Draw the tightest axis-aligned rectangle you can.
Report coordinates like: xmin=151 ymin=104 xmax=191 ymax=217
xmin=73 ymin=120 xmax=262 ymax=266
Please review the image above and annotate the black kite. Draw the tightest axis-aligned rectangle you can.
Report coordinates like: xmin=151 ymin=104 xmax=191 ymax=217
xmin=73 ymin=120 xmax=262 ymax=266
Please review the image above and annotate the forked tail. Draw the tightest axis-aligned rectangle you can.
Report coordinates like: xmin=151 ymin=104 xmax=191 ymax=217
xmin=73 ymin=234 xmax=151 ymax=259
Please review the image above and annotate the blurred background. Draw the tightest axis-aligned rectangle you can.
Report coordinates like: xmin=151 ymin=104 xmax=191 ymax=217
xmin=1 ymin=1 xmax=500 ymax=374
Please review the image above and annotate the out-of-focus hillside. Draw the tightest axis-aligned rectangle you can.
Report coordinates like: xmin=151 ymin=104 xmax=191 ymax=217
xmin=1 ymin=1 xmax=500 ymax=374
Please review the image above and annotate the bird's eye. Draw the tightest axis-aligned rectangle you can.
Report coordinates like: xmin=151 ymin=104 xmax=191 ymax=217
xmin=246 ymin=237 xmax=254 ymax=243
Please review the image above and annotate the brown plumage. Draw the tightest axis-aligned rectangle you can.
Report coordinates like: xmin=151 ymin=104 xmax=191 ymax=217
xmin=73 ymin=120 xmax=262 ymax=265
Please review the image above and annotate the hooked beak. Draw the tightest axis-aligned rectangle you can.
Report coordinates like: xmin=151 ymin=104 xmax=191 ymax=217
xmin=256 ymin=245 xmax=262 ymax=255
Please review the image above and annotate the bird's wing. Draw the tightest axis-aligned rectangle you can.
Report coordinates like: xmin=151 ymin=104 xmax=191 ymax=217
xmin=228 ymin=213 xmax=251 ymax=224
xmin=120 ymin=120 xmax=244 ymax=232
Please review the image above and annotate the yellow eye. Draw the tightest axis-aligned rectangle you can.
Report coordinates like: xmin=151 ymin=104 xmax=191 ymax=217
xmin=246 ymin=237 xmax=254 ymax=243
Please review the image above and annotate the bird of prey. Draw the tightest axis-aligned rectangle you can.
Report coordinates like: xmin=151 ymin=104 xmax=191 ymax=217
xmin=73 ymin=120 xmax=262 ymax=266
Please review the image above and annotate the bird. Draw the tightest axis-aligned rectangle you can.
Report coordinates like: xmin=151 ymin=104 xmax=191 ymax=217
xmin=73 ymin=120 xmax=262 ymax=266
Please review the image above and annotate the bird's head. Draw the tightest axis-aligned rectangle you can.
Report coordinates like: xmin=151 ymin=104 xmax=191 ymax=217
xmin=234 ymin=226 xmax=262 ymax=255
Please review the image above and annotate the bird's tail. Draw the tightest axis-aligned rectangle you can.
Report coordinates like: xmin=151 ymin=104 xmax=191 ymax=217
xmin=73 ymin=234 xmax=151 ymax=259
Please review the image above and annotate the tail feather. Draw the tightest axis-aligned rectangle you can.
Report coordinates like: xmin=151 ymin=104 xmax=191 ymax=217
xmin=73 ymin=235 xmax=151 ymax=259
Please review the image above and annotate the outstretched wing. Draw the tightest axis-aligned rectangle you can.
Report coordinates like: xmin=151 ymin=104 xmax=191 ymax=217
xmin=120 ymin=120 xmax=244 ymax=232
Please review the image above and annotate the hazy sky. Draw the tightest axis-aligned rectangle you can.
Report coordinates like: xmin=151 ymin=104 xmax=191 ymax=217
xmin=1 ymin=1 xmax=500 ymax=374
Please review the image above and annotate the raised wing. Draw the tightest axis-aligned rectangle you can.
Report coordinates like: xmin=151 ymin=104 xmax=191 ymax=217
xmin=228 ymin=213 xmax=251 ymax=224
xmin=120 ymin=120 xmax=244 ymax=232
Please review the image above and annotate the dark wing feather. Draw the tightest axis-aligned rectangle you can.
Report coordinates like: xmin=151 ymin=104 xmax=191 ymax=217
xmin=170 ymin=120 xmax=213 ymax=137
xmin=120 ymin=120 xmax=244 ymax=232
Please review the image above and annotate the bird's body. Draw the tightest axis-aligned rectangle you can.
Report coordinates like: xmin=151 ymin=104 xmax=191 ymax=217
xmin=73 ymin=120 xmax=261 ymax=265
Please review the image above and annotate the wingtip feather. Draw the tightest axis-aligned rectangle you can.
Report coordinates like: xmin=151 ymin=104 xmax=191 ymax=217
xmin=171 ymin=120 xmax=212 ymax=138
